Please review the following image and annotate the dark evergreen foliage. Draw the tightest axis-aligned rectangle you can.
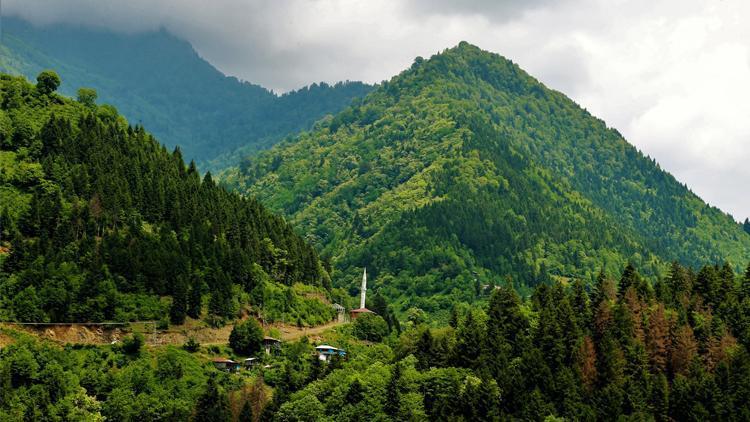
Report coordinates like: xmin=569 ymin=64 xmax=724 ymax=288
xmin=0 ymin=72 xmax=325 ymax=322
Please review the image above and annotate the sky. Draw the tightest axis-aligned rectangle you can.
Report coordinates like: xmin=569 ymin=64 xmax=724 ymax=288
xmin=5 ymin=0 xmax=750 ymax=221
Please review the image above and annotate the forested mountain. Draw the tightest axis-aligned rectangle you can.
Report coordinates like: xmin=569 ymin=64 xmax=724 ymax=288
xmin=0 ymin=71 xmax=330 ymax=323
xmin=224 ymin=42 xmax=750 ymax=315
xmin=0 ymin=17 xmax=374 ymax=164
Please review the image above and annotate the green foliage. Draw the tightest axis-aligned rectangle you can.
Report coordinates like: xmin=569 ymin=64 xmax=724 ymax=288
xmin=0 ymin=72 xmax=329 ymax=323
xmin=0 ymin=337 xmax=222 ymax=420
xmin=255 ymin=281 xmax=337 ymax=326
xmin=76 ymin=87 xmax=97 ymax=108
xmin=183 ymin=337 xmax=201 ymax=353
xmin=121 ymin=333 xmax=144 ymax=355
xmin=228 ymin=319 xmax=264 ymax=356
xmin=271 ymin=261 xmax=750 ymax=421
xmin=35 ymin=70 xmax=60 ymax=95
xmin=352 ymin=313 xmax=389 ymax=342
xmin=0 ymin=17 xmax=374 ymax=164
xmin=194 ymin=377 xmax=231 ymax=422
xmin=228 ymin=42 xmax=750 ymax=316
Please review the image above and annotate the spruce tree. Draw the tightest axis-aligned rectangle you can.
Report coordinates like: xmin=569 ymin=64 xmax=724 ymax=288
xmin=384 ymin=363 xmax=402 ymax=419
xmin=187 ymin=282 xmax=203 ymax=319
xmin=239 ymin=399 xmax=253 ymax=422
xmin=194 ymin=378 xmax=231 ymax=422
xmin=169 ymin=276 xmax=188 ymax=325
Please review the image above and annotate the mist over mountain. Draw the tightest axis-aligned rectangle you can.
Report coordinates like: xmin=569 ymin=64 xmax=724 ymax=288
xmin=0 ymin=16 xmax=374 ymax=165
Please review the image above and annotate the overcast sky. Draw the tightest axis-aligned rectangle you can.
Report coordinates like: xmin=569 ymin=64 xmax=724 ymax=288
xmin=6 ymin=0 xmax=750 ymax=220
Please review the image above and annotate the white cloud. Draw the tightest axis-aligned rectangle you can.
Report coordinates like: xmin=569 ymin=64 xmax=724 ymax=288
xmin=5 ymin=0 xmax=750 ymax=219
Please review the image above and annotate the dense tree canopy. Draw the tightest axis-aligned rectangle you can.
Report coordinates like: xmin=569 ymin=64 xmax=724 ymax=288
xmin=268 ymin=261 xmax=750 ymax=421
xmin=0 ymin=72 xmax=328 ymax=323
xmin=225 ymin=42 xmax=750 ymax=318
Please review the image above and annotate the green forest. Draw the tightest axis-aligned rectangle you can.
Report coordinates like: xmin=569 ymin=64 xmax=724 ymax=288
xmin=3 ymin=261 xmax=750 ymax=421
xmin=1 ymin=33 xmax=750 ymax=421
xmin=224 ymin=42 xmax=750 ymax=318
xmin=0 ymin=71 xmax=332 ymax=325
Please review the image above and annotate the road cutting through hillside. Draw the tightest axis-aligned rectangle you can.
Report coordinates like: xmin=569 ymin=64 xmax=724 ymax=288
xmin=0 ymin=317 xmax=347 ymax=346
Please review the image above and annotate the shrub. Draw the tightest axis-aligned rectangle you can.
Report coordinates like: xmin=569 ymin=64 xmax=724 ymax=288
xmin=352 ymin=314 xmax=389 ymax=342
xmin=183 ymin=337 xmax=200 ymax=353
xmin=121 ymin=333 xmax=145 ymax=355
xmin=228 ymin=319 xmax=264 ymax=356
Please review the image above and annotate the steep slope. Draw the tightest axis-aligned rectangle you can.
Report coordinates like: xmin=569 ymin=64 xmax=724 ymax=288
xmin=0 ymin=16 xmax=373 ymax=164
xmin=0 ymin=71 xmax=332 ymax=324
xmin=224 ymin=42 xmax=750 ymax=313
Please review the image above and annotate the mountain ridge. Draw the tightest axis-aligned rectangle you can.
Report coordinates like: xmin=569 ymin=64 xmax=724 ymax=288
xmin=224 ymin=41 xmax=750 ymax=313
xmin=0 ymin=16 xmax=374 ymax=164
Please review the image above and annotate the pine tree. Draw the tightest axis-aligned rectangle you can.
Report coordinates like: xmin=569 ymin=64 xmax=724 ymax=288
xmin=169 ymin=276 xmax=188 ymax=325
xmin=646 ymin=304 xmax=669 ymax=373
xmin=741 ymin=263 xmax=750 ymax=300
xmin=571 ymin=278 xmax=591 ymax=329
xmin=194 ymin=377 xmax=231 ymax=422
xmin=618 ymin=263 xmax=641 ymax=298
xmin=448 ymin=305 xmax=460 ymax=329
xmin=239 ymin=399 xmax=253 ymax=422
xmin=671 ymin=325 xmax=698 ymax=376
xmin=454 ymin=310 xmax=483 ymax=368
xmin=384 ymin=363 xmax=402 ymax=419
xmin=416 ymin=328 xmax=434 ymax=370
xmin=187 ymin=282 xmax=203 ymax=319
xmin=591 ymin=269 xmax=615 ymax=306
xmin=485 ymin=287 xmax=528 ymax=358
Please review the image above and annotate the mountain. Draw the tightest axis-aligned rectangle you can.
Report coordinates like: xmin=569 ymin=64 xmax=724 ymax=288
xmin=0 ymin=71 xmax=333 ymax=324
xmin=0 ymin=16 xmax=374 ymax=164
xmin=224 ymin=42 xmax=750 ymax=314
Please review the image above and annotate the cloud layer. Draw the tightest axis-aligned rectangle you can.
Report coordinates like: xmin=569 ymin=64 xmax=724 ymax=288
xmin=6 ymin=0 xmax=750 ymax=220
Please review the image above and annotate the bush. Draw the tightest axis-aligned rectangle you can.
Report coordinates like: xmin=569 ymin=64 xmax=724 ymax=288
xmin=183 ymin=337 xmax=200 ymax=353
xmin=228 ymin=319 xmax=264 ymax=356
xmin=352 ymin=314 xmax=389 ymax=342
xmin=121 ymin=333 xmax=144 ymax=355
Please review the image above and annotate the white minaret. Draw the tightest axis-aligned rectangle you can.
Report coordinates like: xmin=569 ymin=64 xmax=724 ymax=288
xmin=360 ymin=268 xmax=367 ymax=309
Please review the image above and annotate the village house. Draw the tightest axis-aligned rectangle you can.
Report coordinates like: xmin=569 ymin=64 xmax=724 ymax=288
xmin=315 ymin=344 xmax=346 ymax=362
xmin=212 ymin=358 xmax=241 ymax=373
xmin=263 ymin=336 xmax=282 ymax=355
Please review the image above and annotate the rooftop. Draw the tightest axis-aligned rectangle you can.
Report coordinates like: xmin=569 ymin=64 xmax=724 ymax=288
xmin=350 ymin=308 xmax=374 ymax=313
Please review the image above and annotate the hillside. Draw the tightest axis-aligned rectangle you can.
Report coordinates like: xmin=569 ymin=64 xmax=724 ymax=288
xmin=224 ymin=42 xmax=750 ymax=314
xmin=0 ymin=71 xmax=335 ymax=325
xmin=0 ymin=16 xmax=374 ymax=164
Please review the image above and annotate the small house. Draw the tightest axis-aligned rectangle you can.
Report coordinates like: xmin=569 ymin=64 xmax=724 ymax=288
xmin=212 ymin=358 xmax=241 ymax=373
xmin=315 ymin=345 xmax=346 ymax=362
xmin=244 ymin=358 xmax=259 ymax=369
xmin=263 ymin=337 xmax=281 ymax=355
